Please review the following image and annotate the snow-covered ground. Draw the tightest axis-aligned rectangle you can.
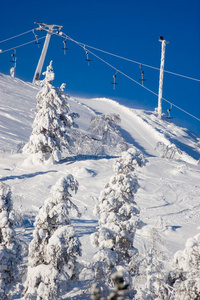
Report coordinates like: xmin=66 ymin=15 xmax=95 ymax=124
xmin=0 ymin=73 xmax=200 ymax=298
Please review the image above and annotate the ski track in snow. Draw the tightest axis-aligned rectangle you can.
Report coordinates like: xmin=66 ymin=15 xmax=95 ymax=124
xmin=0 ymin=73 xmax=200 ymax=298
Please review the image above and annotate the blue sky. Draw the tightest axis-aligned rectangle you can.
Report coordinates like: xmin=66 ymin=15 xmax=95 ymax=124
xmin=0 ymin=0 xmax=200 ymax=135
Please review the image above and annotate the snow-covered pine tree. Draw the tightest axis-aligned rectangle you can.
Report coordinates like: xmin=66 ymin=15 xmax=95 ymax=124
xmin=0 ymin=182 xmax=21 ymax=300
xmin=23 ymin=175 xmax=81 ymax=300
xmin=23 ymin=61 xmax=79 ymax=163
xmin=91 ymin=148 xmax=145 ymax=294
xmin=168 ymin=232 xmax=200 ymax=300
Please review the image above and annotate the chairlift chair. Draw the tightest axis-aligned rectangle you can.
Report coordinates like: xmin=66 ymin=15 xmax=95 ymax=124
xmin=62 ymin=40 xmax=69 ymax=55
xmin=10 ymin=49 xmax=16 ymax=63
xmin=32 ymin=30 xmax=41 ymax=47
xmin=84 ymin=49 xmax=92 ymax=66
xmin=34 ymin=35 xmax=41 ymax=45
xmin=85 ymin=51 xmax=92 ymax=62
xmin=111 ymin=70 xmax=118 ymax=89
xmin=139 ymin=64 xmax=146 ymax=86
xmin=167 ymin=103 xmax=173 ymax=119
xmin=10 ymin=54 xmax=15 ymax=63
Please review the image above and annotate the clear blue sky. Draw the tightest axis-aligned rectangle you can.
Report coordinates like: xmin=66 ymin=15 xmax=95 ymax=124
xmin=0 ymin=0 xmax=200 ymax=135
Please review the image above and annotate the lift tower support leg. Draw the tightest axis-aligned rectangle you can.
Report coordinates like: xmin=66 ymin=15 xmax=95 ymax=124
xmin=32 ymin=23 xmax=63 ymax=84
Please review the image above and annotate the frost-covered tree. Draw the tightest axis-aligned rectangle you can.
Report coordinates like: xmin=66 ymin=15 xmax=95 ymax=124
xmin=0 ymin=182 xmax=21 ymax=300
xmin=135 ymin=222 xmax=170 ymax=300
xmin=73 ymin=114 xmax=128 ymax=156
xmin=23 ymin=61 xmax=79 ymax=163
xmin=168 ymin=232 xmax=200 ymax=300
xmin=91 ymin=148 xmax=145 ymax=293
xmin=23 ymin=175 xmax=81 ymax=300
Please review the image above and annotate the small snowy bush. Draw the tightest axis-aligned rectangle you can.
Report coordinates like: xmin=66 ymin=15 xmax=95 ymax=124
xmin=169 ymin=232 xmax=200 ymax=300
xmin=156 ymin=142 xmax=182 ymax=160
xmin=73 ymin=113 xmax=128 ymax=156
xmin=0 ymin=182 xmax=21 ymax=300
xmin=23 ymin=175 xmax=81 ymax=300
xmin=23 ymin=61 xmax=79 ymax=164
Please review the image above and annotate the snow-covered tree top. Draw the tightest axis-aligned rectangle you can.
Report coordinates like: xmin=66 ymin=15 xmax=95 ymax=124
xmin=34 ymin=175 xmax=80 ymax=231
xmin=114 ymin=147 xmax=145 ymax=175
xmin=23 ymin=60 xmax=79 ymax=163
xmin=42 ymin=60 xmax=55 ymax=85
xmin=173 ymin=232 xmax=200 ymax=273
xmin=60 ymin=83 xmax=66 ymax=91
xmin=50 ymin=175 xmax=79 ymax=203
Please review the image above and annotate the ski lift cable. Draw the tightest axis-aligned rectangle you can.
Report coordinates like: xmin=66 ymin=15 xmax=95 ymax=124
xmin=65 ymin=35 xmax=200 ymax=83
xmin=1 ymin=29 xmax=199 ymax=122
xmin=162 ymin=69 xmax=200 ymax=82
xmin=1 ymin=28 xmax=199 ymax=82
xmin=0 ymin=28 xmax=38 ymax=44
xmin=65 ymin=35 xmax=200 ymax=122
xmin=95 ymin=50 xmax=200 ymax=122
xmin=40 ymin=31 xmax=200 ymax=122
xmin=78 ymin=41 xmax=200 ymax=82
xmin=162 ymin=97 xmax=200 ymax=122
xmin=0 ymin=36 xmax=46 ymax=53
xmin=65 ymin=36 xmax=163 ymax=96
xmin=57 ymin=33 xmax=150 ymax=88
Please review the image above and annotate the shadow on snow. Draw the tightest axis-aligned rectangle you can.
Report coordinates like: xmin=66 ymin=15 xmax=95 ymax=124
xmin=58 ymin=154 xmax=118 ymax=165
xmin=71 ymin=218 xmax=98 ymax=238
xmin=118 ymin=126 xmax=155 ymax=157
xmin=0 ymin=170 xmax=57 ymax=182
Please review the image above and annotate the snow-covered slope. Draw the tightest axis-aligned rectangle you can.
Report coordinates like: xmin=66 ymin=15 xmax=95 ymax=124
xmin=0 ymin=73 xmax=200 ymax=298
xmin=77 ymin=97 xmax=200 ymax=163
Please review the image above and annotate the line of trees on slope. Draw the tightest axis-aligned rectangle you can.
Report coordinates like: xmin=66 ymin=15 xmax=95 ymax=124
xmin=1 ymin=61 xmax=199 ymax=299
xmin=1 ymin=148 xmax=199 ymax=299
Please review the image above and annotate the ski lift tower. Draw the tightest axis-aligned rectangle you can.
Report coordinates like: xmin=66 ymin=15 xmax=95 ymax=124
xmin=157 ymin=36 xmax=169 ymax=119
xmin=32 ymin=22 xmax=63 ymax=84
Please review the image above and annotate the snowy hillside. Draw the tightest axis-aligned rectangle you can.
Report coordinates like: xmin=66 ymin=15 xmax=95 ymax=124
xmin=0 ymin=72 xmax=200 ymax=299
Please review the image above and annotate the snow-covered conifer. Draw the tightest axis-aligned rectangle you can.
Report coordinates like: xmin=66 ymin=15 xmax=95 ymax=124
xmin=114 ymin=147 xmax=145 ymax=174
xmin=169 ymin=232 xmax=200 ymax=300
xmin=0 ymin=182 xmax=21 ymax=300
xmin=23 ymin=175 xmax=81 ymax=300
xmin=91 ymin=148 xmax=145 ymax=293
xmin=23 ymin=61 xmax=79 ymax=163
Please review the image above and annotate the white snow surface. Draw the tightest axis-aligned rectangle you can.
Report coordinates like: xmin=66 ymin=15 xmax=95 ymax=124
xmin=0 ymin=73 xmax=200 ymax=298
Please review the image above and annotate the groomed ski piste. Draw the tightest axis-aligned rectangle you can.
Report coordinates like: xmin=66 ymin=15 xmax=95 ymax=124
xmin=0 ymin=72 xmax=200 ymax=298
